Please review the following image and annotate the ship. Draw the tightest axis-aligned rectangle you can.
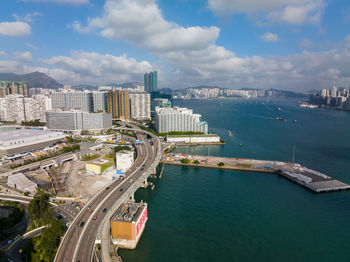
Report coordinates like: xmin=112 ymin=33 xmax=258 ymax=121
xmin=276 ymin=117 xmax=286 ymax=122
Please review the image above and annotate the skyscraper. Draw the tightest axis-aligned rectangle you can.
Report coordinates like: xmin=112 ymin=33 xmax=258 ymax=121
xmin=107 ymin=91 xmax=129 ymax=120
xmin=129 ymin=93 xmax=151 ymax=120
xmin=0 ymin=81 xmax=28 ymax=98
xmin=331 ymin=86 xmax=338 ymax=98
xmin=144 ymin=71 xmax=157 ymax=93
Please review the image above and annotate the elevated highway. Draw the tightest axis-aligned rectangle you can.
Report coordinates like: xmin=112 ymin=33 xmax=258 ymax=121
xmin=54 ymin=126 xmax=161 ymax=262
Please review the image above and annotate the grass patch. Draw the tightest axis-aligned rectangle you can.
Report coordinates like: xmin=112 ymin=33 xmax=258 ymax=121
xmin=236 ymin=163 xmax=252 ymax=168
xmin=81 ymin=154 xmax=100 ymax=161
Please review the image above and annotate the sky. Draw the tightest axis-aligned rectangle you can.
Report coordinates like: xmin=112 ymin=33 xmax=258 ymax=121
xmin=0 ymin=0 xmax=350 ymax=91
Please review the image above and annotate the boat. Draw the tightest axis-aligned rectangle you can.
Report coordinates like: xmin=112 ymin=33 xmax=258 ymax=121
xmin=228 ymin=131 xmax=233 ymax=136
xmin=239 ymin=144 xmax=243 ymax=147
xmin=276 ymin=117 xmax=286 ymax=122
xmin=293 ymin=120 xmax=297 ymax=123
xmin=276 ymin=107 xmax=281 ymax=110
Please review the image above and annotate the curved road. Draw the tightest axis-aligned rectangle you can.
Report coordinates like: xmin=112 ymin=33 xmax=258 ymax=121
xmin=55 ymin=127 xmax=160 ymax=262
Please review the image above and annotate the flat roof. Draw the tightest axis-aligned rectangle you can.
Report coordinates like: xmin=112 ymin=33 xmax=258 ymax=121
xmin=0 ymin=129 xmax=65 ymax=147
xmin=112 ymin=201 xmax=146 ymax=223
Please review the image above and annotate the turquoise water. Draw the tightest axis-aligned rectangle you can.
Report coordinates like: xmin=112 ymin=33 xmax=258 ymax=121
xmin=119 ymin=98 xmax=350 ymax=262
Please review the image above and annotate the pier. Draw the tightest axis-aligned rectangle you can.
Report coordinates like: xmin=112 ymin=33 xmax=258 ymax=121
xmin=161 ymin=153 xmax=350 ymax=193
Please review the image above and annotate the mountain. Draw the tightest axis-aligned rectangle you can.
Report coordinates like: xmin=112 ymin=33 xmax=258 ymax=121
xmin=0 ymin=72 xmax=63 ymax=89
xmin=105 ymin=82 xmax=143 ymax=88
xmin=71 ymin=84 xmax=97 ymax=91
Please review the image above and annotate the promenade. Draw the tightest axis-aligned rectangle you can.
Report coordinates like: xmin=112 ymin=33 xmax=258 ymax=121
xmin=162 ymin=153 xmax=350 ymax=193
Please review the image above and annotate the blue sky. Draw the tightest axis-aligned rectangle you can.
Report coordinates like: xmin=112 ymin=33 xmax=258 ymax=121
xmin=0 ymin=0 xmax=350 ymax=91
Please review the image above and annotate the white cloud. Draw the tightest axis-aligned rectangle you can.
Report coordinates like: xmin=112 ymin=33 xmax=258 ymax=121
xmin=13 ymin=51 xmax=32 ymax=62
xmin=68 ymin=0 xmax=350 ymax=91
xmin=41 ymin=51 xmax=153 ymax=84
xmin=208 ymin=0 xmax=326 ymax=25
xmin=266 ymin=1 xmax=325 ymax=25
xmin=0 ymin=51 xmax=6 ymax=56
xmin=13 ymin=12 xmax=43 ymax=23
xmin=208 ymin=0 xmax=306 ymax=15
xmin=22 ymin=0 xmax=88 ymax=4
xmin=298 ymin=38 xmax=315 ymax=49
xmin=261 ymin=32 xmax=280 ymax=42
xmin=0 ymin=21 xmax=31 ymax=36
xmin=73 ymin=0 xmax=220 ymax=53
xmin=25 ymin=43 xmax=39 ymax=50
xmin=0 ymin=51 xmax=153 ymax=85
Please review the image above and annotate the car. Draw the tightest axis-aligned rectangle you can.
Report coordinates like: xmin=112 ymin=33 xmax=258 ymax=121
xmin=92 ymin=216 xmax=97 ymax=221
xmin=89 ymin=209 xmax=94 ymax=214
xmin=87 ymin=205 xmax=91 ymax=209
xmin=103 ymin=208 xmax=107 ymax=213
xmin=106 ymin=186 xmax=110 ymax=190
xmin=80 ymin=221 xmax=85 ymax=227
xmin=120 ymin=188 xmax=123 ymax=192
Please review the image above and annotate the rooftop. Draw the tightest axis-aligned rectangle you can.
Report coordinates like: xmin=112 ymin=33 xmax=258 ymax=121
xmin=0 ymin=129 xmax=65 ymax=147
xmin=112 ymin=201 xmax=146 ymax=223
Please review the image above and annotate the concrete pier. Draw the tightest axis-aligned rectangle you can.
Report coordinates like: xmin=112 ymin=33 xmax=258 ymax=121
xmin=161 ymin=153 xmax=350 ymax=193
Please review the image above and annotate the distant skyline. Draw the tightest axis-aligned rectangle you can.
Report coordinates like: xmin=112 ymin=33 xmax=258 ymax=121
xmin=0 ymin=0 xmax=350 ymax=91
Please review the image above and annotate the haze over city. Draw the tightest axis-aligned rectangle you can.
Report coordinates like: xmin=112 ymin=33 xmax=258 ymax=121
xmin=0 ymin=0 xmax=350 ymax=91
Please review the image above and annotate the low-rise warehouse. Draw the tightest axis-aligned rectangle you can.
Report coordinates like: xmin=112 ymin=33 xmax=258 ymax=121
xmin=7 ymin=172 xmax=37 ymax=193
xmin=0 ymin=129 xmax=65 ymax=155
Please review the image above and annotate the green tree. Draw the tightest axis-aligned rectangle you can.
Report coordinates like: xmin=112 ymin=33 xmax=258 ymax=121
xmin=218 ymin=162 xmax=225 ymax=167
xmin=180 ymin=158 xmax=190 ymax=164
xmin=27 ymin=191 xmax=52 ymax=227
xmin=193 ymin=160 xmax=200 ymax=165
xmin=114 ymin=146 xmax=131 ymax=153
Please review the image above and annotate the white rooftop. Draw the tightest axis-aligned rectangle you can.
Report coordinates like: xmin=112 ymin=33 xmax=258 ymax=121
xmin=0 ymin=129 xmax=65 ymax=148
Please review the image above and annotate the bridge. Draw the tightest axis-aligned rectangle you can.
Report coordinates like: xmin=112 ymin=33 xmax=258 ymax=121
xmin=54 ymin=125 xmax=162 ymax=262
xmin=0 ymin=194 xmax=78 ymax=221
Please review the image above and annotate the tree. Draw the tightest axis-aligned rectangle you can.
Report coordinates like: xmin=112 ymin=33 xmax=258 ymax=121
xmin=218 ymin=162 xmax=225 ymax=167
xmin=27 ymin=191 xmax=52 ymax=227
xmin=193 ymin=160 xmax=200 ymax=165
xmin=180 ymin=158 xmax=190 ymax=164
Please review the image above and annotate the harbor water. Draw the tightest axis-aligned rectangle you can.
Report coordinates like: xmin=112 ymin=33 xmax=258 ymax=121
xmin=119 ymin=98 xmax=350 ymax=262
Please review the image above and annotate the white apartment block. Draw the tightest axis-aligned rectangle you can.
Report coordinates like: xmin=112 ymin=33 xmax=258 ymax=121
xmin=52 ymin=91 xmax=107 ymax=112
xmin=46 ymin=110 xmax=112 ymax=131
xmin=92 ymin=91 xmax=107 ymax=112
xmin=155 ymin=107 xmax=208 ymax=134
xmin=52 ymin=91 xmax=94 ymax=112
xmin=129 ymin=93 xmax=151 ymax=120
xmin=0 ymin=95 xmax=51 ymax=123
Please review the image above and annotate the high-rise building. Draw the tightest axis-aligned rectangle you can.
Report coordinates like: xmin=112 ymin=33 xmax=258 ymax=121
xmin=129 ymin=93 xmax=151 ymax=120
xmin=155 ymin=106 xmax=208 ymax=134
xmin=46 ymin=110 xmax=112 ymax=131
xmin=331 ymin=86 xmax=338 ymax=98
xmin=144 ymin=71 xmax=157 ymax=93
xmin=151 ymin=98 xmax=171 ymax=111
xmin=321 ymin=89 xmax=328 ymax=97
xmin=107 ymin=91 xmax=129 ymax=120
xmin=0 ymin=81 xmax=28 ymax=98
xmin=52 ymin=92 xmax=94 ymax=112
xmin=0 ymin=94 xmax=51 ymax=123
xmin=92 ymin=91 xmax=107 ymax=112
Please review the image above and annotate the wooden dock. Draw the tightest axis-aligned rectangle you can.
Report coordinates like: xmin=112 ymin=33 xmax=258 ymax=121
xmin=161 ymin=153 xmax=350 ymax=193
